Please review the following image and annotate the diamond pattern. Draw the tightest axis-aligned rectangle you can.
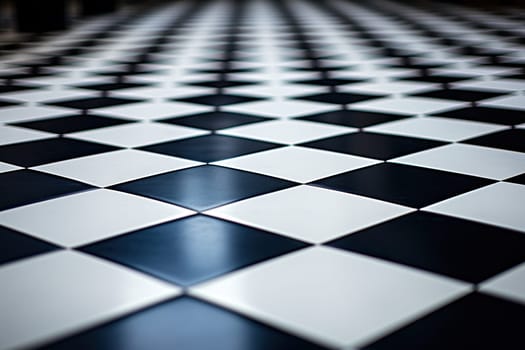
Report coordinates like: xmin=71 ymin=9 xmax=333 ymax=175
xmin=1 ymin=1 xmax=524 ymax=349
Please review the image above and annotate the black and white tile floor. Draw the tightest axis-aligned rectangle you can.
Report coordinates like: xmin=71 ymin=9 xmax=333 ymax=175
xmin=1 ymin=0 xmax=525 ymax=349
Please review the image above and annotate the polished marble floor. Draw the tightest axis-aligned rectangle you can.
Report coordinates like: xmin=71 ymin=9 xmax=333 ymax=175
xmin=1 ymin=0 xmax=525 ymax=349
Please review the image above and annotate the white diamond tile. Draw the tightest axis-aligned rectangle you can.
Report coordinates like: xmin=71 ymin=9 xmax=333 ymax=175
xmin=0 ymin=125 xmax=55 ymax=146
xmin=33 ymin=149 xmax=203 ymax=187
xmin=219 ymin=119 xmax=354 ymax=144
xmin=480 ymin=263 xmax=525 ymax=305
xmin=95 ymin=102 xmax=212 ymax=121
xmin=205 ymin=185 xmax=413 ymax=243
xmin=350 ymin=97 xmax=466 ymax=116
xmin=0 ymin=189 xmax=195 ymax=247
xmin=341 ymin=81 xmax=438 ymax=95
xmin=392 ymin=144 xmax=525 ymax=180
xmin=0 ymin=106 xmax=72 ymax=123
xmin=0 ymin=162 xmax=21 ymax=173
xmin=67 ymin=122 xmax=208 ymax=147
xmin=0 ymin=250 xmax=180 ymax=350
xmin=424 ymin=182 xmax=525 ymax=232
xmin=223 ymin=100 xmax=335 ymax=118
xmin=191 ymin=246 xmax=469 ymax=348
xmin=481 ymin=95 xmax=525 ymax=111
xmin=366 ymin=116 xmax=506 ymax=142
xmin=213 ymin=146 xmax=379 ymax=183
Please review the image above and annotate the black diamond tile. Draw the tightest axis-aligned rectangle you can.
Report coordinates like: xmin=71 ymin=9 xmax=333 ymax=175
xmin=41 ymin=297 xmax=327 ymax=350
xmin=506 ymin=173 xmax=525 ymax=185
xmin=186 ymin=80 xmax=256 ymax=88
xmin=295 ymin=92 xmax=382 ymax=105
xmin=0 ymin=225 xmax=59 ymax=265
xmin=312 ymin=163 xmax=492 ymax=208
xmin=412 ymin=89 xmax=505 ymax=102
xmin=140 ymin=134 xmax=281 ymax=162
xmin=11 ymin=114 xmax=134 ymax=134
xmin=290 ymin=66 xmax=347 ymax=72
xmin=81 ymin=215 xmax=306 ymax=286
xmin=300 ymin=132 xmax=444 ymax=160
xmin=297 ymin=110 xmax=411 ymax=128
xmin=387 ymin=63 xmax=445 ymax=70
xmin=0 ymin=138 xmax=119 ymax=167
xmin=46 ymin=97 xmax=143 ymax=110
xmin=195 ymin=68 xmax=257 ymax=74
xmin=111 ymin=165 xmax=295 ymax=211
xmin=159 ymin=111 xmax=269 ymax=130
xmin=73 ymin=82 xmax=151 ymax=91
xmin=292 ymin=78 xmax=365 ymax=86
xmin=0 ymin=170 xmax=93 ymax=210
xmin=94 ymin=70 xmax=162 ymax=77
xmin=0 ymin=72 xmax=54 ymax=80
xmin=434 ymin=106 xmax=525 ymax=125
xmin=328 ymin=211 xmax=525 ymax=283
xmin=463 ymin=129 xmax=525 ymax=153
xmin=0 ymin=84 xmax=36 ymax=93
xmin=175 ymin=94 xmax=263 ymax=106
xmin=362 ymin=293 xmax=525 ymax=350
xmin=502 ymin=73 xmax=525 ymax=80
xmin=0 ymin=100 xmax=19 ymax=108
xmin=400 ymin=75 xmax=472 ymax=84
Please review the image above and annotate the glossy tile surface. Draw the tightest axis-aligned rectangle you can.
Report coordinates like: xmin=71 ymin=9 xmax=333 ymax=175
xmin=112 ymin=165 xmax=295 ymax=211
xmin=140 ymin=134 xmax=282 ymax=162
xmin=1 ymin=0 xmax=524 ymax=349
xmin=81 ymin=215 xmax=306 ymax=286
xmin=42 ymin=297 xmax=326 ymax=350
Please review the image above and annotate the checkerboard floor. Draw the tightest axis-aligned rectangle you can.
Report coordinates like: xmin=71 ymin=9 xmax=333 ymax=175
xmin=1 ymin=0 xmax=525 ymax=349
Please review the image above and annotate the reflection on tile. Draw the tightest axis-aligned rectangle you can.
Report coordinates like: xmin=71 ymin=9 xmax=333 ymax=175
xmin=112 ymin=165 xmax=295 ymax=211
xmin=43 ymin=297 xmax=326 ymax=350
xmin=81 ymin=215 xmax=307 ymax=286
xmin=140 ymin=134 xmax=282 ymax=162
